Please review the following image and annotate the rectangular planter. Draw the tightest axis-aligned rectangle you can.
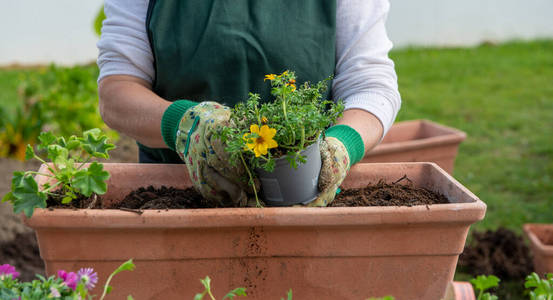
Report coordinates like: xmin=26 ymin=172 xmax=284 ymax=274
xmin=362 ymin=120 xmax=467 ymax=174
xmin=523 ymin=224 xmax=553 ymax=276
xmin=25 ymin=162 xmax=485 ymax=300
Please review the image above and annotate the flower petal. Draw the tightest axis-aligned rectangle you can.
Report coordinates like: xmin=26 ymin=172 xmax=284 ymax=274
xmin=250 ymin=124 xmax=260 ymax=135
xmin=266 ymin=138 xmax=278 ymax=149
xmin=256 ymin=142 xmax=268 ymax=156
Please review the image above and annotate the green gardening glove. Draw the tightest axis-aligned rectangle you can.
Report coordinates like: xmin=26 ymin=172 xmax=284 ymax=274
xmin=308 ymin=125 xmax=365 ymax=207
xmin=162 ymin=101 xmax=249 ymax=206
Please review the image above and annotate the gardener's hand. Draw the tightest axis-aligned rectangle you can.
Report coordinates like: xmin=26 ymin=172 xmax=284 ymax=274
xmin=164 ymin=101 xmax=249 ymax=206
xmin=308 ymin=124 xmax=366 ymax=206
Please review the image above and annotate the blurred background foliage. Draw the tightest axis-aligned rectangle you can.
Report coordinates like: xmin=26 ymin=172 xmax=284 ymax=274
xmin=0 ymin=64 xmax=117 ymax=161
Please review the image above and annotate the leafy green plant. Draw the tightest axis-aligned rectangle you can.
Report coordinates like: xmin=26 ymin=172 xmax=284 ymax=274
xmin=0 ymin=76 xmax=45 ymax=160
xmin=525 ymin=273 xmax=553 ymax=300
xmin=2 ymin=128 xmax=115 ymax=217
xmin=470 ymin=273 xmax=553 ymax=300
xmin=219 ymin=70 xmax=343 ymax=205
xmin=0 ymin=65 xmax=117 ymax=160
xmin=193 ymin=276 xmax=246 ymax=300
xmin=471 ymin=275 xmax=500 ymax=300
xmin=0 ymin=259 xmax=135 ymax=300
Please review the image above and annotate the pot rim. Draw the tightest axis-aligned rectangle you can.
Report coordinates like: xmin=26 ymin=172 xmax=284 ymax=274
xmin=24 ymin=162 xmax=486 ymax=229
xmin=366 ymin=119 xmax=467 ymax=156
xmin=523 ymin=224 xmax=553 ymax=253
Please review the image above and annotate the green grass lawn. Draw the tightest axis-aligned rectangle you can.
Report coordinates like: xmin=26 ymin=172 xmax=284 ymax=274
xmin=390 ymin=40 xmax=553 ymax=232
xmin=1 ymin=40 xmax=552 ymax=232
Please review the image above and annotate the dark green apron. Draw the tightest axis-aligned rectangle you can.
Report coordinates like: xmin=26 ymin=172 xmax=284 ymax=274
xmin=140 ymin=0 xmax=337 ymax=163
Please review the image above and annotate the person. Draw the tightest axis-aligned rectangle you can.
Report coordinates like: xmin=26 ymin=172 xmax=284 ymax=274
xmin=97 ymin=0 xmax=401 ymax=206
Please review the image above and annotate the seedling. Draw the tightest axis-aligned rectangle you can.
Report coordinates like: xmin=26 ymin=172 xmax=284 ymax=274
xmin=470 ymin=274 xmax=500 ymax=300
xmin=193 ymin=276 xmax=246 ymax=300
xmin=525 ymin=272 xmax=553 ymax=300
xmin=2 ymin=128 xmax=115 ymax=217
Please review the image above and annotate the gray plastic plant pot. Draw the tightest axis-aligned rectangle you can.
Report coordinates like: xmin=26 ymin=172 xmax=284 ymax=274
xmin=256 ymin=141 xmax=321 ymax=206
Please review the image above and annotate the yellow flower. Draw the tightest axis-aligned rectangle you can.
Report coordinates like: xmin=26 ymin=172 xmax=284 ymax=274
xmin=261 ymin=116 xmax=268 ymax=124
xmin=264 ymin=74 xmax=277 ymax=81
xmin=279 ymin=70 xmax=289 ymax=77
xmin=243 ymin=124 xmax=278 ymax=157
xmin=287 ymin=83 xmax=296 ymax=91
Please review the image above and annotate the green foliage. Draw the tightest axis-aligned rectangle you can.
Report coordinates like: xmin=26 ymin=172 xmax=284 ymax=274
xmin=471 ymin=275 xmax=500 ymax=300
xmin=0 ymin=76 xmax=45 ymax=160
xmin=194 ymin=276 xmax=247 ymax=300
xmin=1 ymin=259 xmax=135 ymax=300
xmin=100 ymin=259 xmax=136 ymax=300
xmin=469 ymin=273 xmax=553 ymax=300
xmin=281 ymin=289 xmax=293 ymax=300
xmin=94 ymin=5 xmax=106 ymax=37
xmin=525 ymin=273 xmax=553 ymax=300
xmin=2 ymin=129 xmax=115 ymax=217
xmin=0 ymin=64 xmax=117 ymax=160
xmin=219 ymin=70 xmax=343 ymax=205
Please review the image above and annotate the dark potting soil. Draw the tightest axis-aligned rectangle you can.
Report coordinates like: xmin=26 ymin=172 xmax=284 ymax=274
xmin=46 ymin=175 xmax=449 ymax=209
xmin=330 ymin=176 xmax=449 ymax=207
xmin=458 ymin=227 xmax=534 ymax=280
xmin=0 ymin=232 xmax=45 ymax=282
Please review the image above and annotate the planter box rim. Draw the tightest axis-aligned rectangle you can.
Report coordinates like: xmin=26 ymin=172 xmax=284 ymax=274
xmin=24 ymin=162 xmax=485 ymax=229
xmin=524 ymin=224 xmax=553 ymax=253
xmin=367 ymin=119 xmax=467 ymax=156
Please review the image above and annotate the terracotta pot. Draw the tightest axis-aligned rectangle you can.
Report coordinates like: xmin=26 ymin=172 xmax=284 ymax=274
xmin=24 ymin=162 xmax=485 ymax=300
xmin=362 ymin=120 xmax=467 ymax=174
xmin=523 ymin=224 xmax=553 ymax=276
xmin=443 ymin=282 xmax=476 ymax=300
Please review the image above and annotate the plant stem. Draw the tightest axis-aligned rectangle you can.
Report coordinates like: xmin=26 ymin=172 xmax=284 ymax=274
xmin=239 ymin=152 xmax=261 ymax=208
xmin=77 ymin=157 xmax=91 ymax=170
xmin=299 ymin=125 xmax=305 ymax=150
xmin=207 ymin=289 xmax=216 ymax=300
xmin=25 ymin=171 xmax=55 ymax=178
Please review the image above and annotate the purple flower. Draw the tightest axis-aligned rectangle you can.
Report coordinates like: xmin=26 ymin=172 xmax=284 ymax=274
xmin=77 ymin=268 xmax=98 ymax=290
xmin=0 ymin=264 xmax=19 ymax=280
xmin=58 ymin=270 xmax=78 ymax=290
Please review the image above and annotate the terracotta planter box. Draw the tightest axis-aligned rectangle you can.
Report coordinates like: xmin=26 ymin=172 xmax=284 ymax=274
xmin=523 ymin=224 xmax=553 ymax=276
xmin=362 ymin=120 xmax=467 ymax=174
xmin=25 ymin=162 xmax=485 ymax=300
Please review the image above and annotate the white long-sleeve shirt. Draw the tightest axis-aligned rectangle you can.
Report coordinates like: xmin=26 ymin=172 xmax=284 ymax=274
xmin=97 ymin=0 xmax=401 ymax=135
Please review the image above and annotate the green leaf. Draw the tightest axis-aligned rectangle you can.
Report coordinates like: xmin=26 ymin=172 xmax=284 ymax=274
xmin=223 ymin=287 xmax=247 ymax=299
xmin=61 ymin=196 xmax=73 ymax=204
xmin=38 ymin=131 xmax=57 ymax=150
xmin=65 ymin=136 xmax=81 ymax=151
xmin=470 ymin=275 xmax=500 ymax=292
xmin=111 ymin=259 xmax=136 ymax=275
xmin=11 ymin=174 xmax=47 ymax=217
xmin=80 ymin=128 xmax=115 ymax=159
xmin=1 ymin=191 xmax=14 ymax=203
xmin=200 ymin=276 xmax=212 ymax=290
xmin=280 ymin=289 xmax=293 ymax=300
xmin=194 ymin=293 xmax=205 ymax=300
xmin=127 ymin=296 xmax=134 ymax=300
xmin=72 ymin=162 xmax=110 ymax=196
xmin=47 ymin=144 xmax=69 ymax=168
xmin=25 ymin=144 xmax=35 ymax=161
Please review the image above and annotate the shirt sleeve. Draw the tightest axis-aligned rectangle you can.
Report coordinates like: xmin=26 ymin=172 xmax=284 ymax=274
xmin=334 ymin=0 xmax=401 ymax=137
xmin=96 ymin=0 xmax=154 ymax=84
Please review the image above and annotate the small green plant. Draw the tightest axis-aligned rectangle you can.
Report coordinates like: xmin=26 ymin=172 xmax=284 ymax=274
xmin=0 ymin=259 xmax=135 ymax=299
xmin=193 ymin=276 xmax=246 ymax=300
xmin=219 ymin=70 xmax=343 ymax=205
xmin=2 ymin=128 xmax=115 ymax=218
xmin=470 ymin=275 xmax=500 ymax=300
xmin=470 ymin=273 xmax=553 ymax=300
xmin=525 ymin=272 xmax=553 ymax=300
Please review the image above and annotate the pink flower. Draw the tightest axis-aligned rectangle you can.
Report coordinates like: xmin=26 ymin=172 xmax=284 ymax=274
xmin=50 ymin=286 xmax=61 ymax=297
xmin=0 ymin=264 xmax=19 ymax=280
xmin=58 ymin=270 xmax=78 ymax=290
xmin=77 ymin=268 xmax=98 ymax=290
